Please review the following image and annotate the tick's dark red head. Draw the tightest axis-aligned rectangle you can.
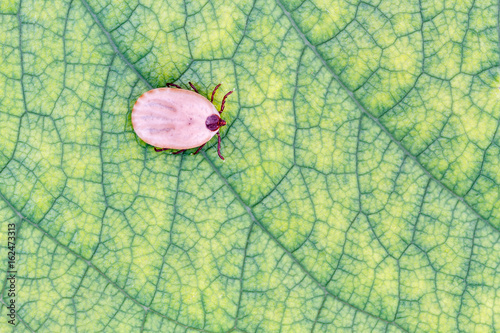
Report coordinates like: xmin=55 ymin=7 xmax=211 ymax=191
xmin=205 ymin=114 xmax=226 ymax=131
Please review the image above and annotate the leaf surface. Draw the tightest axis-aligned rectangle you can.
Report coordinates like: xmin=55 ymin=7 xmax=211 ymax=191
xmin=0 ymin=0 xmax=499 ymax=331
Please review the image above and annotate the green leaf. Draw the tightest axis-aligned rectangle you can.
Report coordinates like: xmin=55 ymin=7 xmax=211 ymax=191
xmin=1 ymin=0 xmax=499 ymax=331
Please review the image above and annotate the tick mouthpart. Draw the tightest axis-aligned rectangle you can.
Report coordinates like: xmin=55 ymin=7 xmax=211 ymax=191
xmin=206 ymin=114 xmax=226 ymax=131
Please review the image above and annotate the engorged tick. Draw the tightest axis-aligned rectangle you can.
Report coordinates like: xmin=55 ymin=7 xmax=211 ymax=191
xmin=131 ymin=82 xmax=233 ymax=160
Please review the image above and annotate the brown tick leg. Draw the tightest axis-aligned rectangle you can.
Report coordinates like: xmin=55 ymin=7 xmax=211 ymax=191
xmin=172 ymin=149 xmax=186 ymax=155
xmin=211 ymin=84 xmax=221 ymax=102
xmin=154 ymin=147 xmax=169 ymax=152
xmin=220 ymin=91 xmax=233 ymax=114
xmin=188 ymin=82 xmax=199 ymax=94
xmin=166 ymin=83 xmax=181 ymax=89
xmin=216 ymin=132 xmax=224 ymax=160
xmin=193 ymin=143 xmax=206 ymax=155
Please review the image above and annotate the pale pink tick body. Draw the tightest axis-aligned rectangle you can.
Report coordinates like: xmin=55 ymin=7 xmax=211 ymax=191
xmin=132 ymin=82 xmax=232 ymax=159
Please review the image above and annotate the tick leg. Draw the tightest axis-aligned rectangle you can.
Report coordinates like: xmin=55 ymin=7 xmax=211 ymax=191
xmin=154 ymin=147 xmax=169 ymax=152
xmin=217 ymin=131 xmax=224 ymax=160
xmin=188 ymin=82 xmax=199 ymax=94
xmin=166 ymin=83 xmax=181 ymax=89
xmin=172 ymin=149 xmax=186 ymax=155
xmin=219 ymin=90 xmax=233 ymax=114
xmin=193 ymin=143 xmax=206 ymax=155
xmin=211 ymin=83 xmax=221 ymax=102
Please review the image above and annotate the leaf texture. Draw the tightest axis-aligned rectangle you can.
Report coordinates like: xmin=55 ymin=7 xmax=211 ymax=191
xmin=0 ymin=0 xmax=499 ymax=331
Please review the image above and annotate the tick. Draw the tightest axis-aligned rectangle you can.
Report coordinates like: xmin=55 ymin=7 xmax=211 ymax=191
xmin=131 ymin=82 xmax=233 ymax=160
xmin=132 ymin=82 xmax=233 ymax=159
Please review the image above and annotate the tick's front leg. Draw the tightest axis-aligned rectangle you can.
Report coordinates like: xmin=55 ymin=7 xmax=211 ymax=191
xmin=216 ymin=132 xmax=224 ymax=160
xmin=211 ymin=84 xmax=221 ymax=102
xmin=219 ymin=90 xmax=233 ymax=114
